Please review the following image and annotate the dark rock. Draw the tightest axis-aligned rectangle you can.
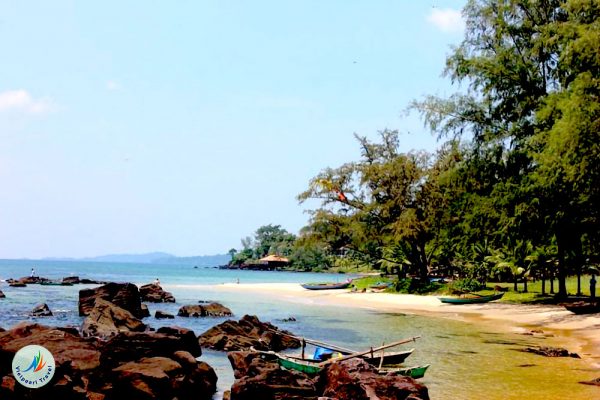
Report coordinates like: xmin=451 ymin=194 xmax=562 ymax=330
xmin=199 ymin=315 xmax=300 ymax=351
xmin=30 ymin=302 xmax=53 ymax=317
xmin=16 ymin=276 xmax=49 ymax=284
xmin=228 ymin=351 xmax=317 ymax=400
xmin=63 ymin=276 xmax=81 ymax=284
xmin=280 ymin=317 xmax=297 ymax=322
xmin=79 ymin=282 xmax=144 ymax=318
xmin=81 ymin=298 xmax=147 ymax=338
xmin=141 ymin=303 xmax=151 ymax=318
xmin=521 ymin=346 xmax=580 ymax=358
xmin=227 ymin=351 xmax=428 ymax=400
xmin=320 ymin=358 xmax=429 ymax=400
xmin=9 ymin=282 xmax=26 ymax=287
xmin=0 ymin=322 xmax=216 ymax=400
xmin=155 ymin=310 xmax=175 ymax=319
xmin=111 ymin=356 xmax=216 ymax=400
xmin=0 ymin=322 xmax=102 ymax=374
xmin=178 ymin=303 xmax=233 ymax=318
xmin=0 ymin=290 xmax=4 ymax=298
xmin=140 ymin=283 xmax=176 ymax=303
xmin=101 ymin=327 xmax=201 ymax=366
xmin=579 ymin=377 xmax=600 ymax=386
xmin=80 ymin=278 xmax=107 ymax=284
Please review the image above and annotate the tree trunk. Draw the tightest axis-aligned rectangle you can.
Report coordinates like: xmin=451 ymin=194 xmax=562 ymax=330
xmin=514 ymin=275 xmax=518 ymax=292
xmin=550 ymin=276 xmax=554 ymax=294
xmin=541 ymin=270 xmax=546 ymax=295
xmin=556 ymin=239 xmax=567 ymax=298
xmin=523 ymin=276 xmax=528 ymax=293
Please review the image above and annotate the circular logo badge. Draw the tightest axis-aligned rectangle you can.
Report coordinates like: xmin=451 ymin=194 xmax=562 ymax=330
xmin=11 ymin=345 xmax=56 ymax=389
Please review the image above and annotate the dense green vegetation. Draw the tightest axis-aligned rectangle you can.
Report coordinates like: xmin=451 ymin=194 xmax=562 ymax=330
xmin=230 ymin=1 xmax=599 ymax=299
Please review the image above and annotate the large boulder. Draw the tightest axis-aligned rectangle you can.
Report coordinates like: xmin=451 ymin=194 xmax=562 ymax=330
xmin=0 ymin=322 xmax=216 ymax=400
xmin=79 ymin=282 xmax=144 ymax=318
xmin=0 ymin=290 xmax=5 ymax=299
xmin=100 ymin=327 xmax=202 ymax=367
xmin=228 ymin=351 xmax=318 ymax=400
xmin=62 ymin=276 xmax=80 ymax=284
xmin=81 ymin=298 xmax=147 ymax=338
xmin=140 ymin=283 xmax=176 ymax=303
xmin=0 ymin=322 xmax=102 ymax=373
xmin=110 ymin=355 xmax=217 ymax=400
xmin=319 ymin=358 xmax=429 ymax=400
xmin=30 ymin=303 xmax=53 ymax=317
xmin=178 ymin=303 xmax=232 ymax=317
xmin=199 ymin=315 xmax=300 ymax=351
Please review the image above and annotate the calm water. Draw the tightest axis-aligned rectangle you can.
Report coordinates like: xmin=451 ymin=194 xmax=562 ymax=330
xmin=0 ymin=259 xmax=597 ymax=399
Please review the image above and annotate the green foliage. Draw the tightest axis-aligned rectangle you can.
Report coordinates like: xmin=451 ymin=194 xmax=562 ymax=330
xmin=393 ymin=278 xmax=445 ymax=294
xmin=449 ymin=278 xmax=485 ymax=294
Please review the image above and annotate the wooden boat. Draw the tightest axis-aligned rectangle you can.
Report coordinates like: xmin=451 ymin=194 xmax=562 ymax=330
xmin=438 ymin=293 xmax=504 ymax=304
xmin=378 ymin=364 xmax=430 ymax=379
xmin=280 ymin=334 xmax=417 ymax=366
xmin=369 ymin=282 xmax=392 ymax=290
xmin=301 ymin=282 xmax=351 ymax=290
xmin=362 ymin=348 xmax=414 ymax=366
xmin=277 ymin=354 xmax=323 ymax=374
xmin=562 ymin=301 xmax=600 ymax=314
xmin=255 ymin=336 xmax=421 ymax=375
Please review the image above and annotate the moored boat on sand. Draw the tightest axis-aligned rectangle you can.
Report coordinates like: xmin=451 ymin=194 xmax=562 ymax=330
xmin=438 ymin=292 xmax=504 ymax=304
xmin=301 ymin=281 xmax=351 ymax=290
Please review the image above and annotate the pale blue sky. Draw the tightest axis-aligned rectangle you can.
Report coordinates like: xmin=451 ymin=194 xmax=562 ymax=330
xmin=0 ymin=1 xmax=466 ymax=258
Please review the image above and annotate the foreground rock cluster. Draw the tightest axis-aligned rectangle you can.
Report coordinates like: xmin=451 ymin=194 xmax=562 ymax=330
xmin=0 ymin=323 xmax=217 ymax=400
xmin=0 ymin=281 xmax=222 ymax=400
xmin=226 ymin=351 xmax=429 ymax=400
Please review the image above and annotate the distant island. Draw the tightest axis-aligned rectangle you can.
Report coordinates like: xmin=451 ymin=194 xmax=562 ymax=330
xmin=43 ymin=252 xmax=230 ymax=266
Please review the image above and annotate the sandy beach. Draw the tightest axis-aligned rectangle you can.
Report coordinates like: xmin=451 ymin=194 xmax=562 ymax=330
xmin=190 ymin=282 xmax=600 ymax=366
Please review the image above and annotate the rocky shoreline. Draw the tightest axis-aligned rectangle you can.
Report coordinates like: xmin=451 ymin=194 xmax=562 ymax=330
xmin=0 ymin=279 xmax=431 ymax=399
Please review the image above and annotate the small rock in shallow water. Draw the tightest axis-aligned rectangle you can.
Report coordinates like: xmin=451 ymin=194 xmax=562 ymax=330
xmin=522 ymin=346 xmax=580 ymax=358
xmin=30 ymin=303 xmax=53 ymax=317
xmin=579 ymin=377 xmax=600 ymax=386
xmin=155 ymin=310 xmax=175 ymax=319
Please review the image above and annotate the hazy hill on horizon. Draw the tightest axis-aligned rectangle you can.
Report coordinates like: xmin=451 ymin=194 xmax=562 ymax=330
xmin=43 ymin=252 xmax=230 ymax=266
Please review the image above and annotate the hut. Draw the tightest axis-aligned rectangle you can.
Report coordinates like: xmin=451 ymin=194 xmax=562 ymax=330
xmin=258 ymin=255 xmax=290 ymax=271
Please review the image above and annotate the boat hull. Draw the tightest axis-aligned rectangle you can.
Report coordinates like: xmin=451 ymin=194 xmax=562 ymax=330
xmin=362 ymin=349 xmax=414 ymax=366
xmin=439 ymin=293 xmax=504 ymax=304
xmin=301 ymin=282 xmax=351 ymax=290
xmin=379 ymin=364 xmax=430 ymax=379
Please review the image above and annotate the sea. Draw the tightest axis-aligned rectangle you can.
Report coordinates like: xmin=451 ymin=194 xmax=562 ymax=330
xmin=0 ymin=259 xmax=597 ymax=400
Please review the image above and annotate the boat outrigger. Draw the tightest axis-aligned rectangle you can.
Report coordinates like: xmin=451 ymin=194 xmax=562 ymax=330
xmin=438 ymin=292 xmax=504 ymax=304
xmin=253 ymin=336 xmax=422 ymax=376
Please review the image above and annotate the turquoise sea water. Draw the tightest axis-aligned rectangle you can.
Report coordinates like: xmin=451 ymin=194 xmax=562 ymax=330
xmin=0 ymin=259 xmax=598 ymax=399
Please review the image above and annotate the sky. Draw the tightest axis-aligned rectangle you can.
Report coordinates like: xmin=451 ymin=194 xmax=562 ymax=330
xmin=0 ymin=1 xmax=466 ymax=259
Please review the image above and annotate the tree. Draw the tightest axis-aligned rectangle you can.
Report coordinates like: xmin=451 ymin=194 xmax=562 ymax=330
xmin=254 ymin=224 xmax=296 ymax=258
xmin=412 ymin=0 xmax=599 ymax=297
xmin=299 ymin=130 xmax=461 ymax=279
